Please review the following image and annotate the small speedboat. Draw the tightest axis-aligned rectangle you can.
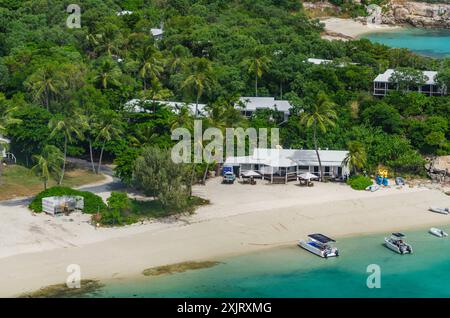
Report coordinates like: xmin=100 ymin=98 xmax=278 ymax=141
xmin=365 ymin=184 xmax=380 ymax=192
xmin=429 ymin=227 xmax=448 ymax=238
xmin=429 ymin=207 xmax=449 ymax=215
xmin=384 ymin=233 xmax=413 ymax=254
xmin=298 ymin=233 xmax=339 ymax=258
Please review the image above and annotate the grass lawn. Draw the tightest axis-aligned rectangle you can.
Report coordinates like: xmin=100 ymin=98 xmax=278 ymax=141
xmin=0 ymin=165 xmax=106 ymax=201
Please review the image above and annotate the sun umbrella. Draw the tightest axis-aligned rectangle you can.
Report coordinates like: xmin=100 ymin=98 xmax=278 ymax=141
xmin=298 ymin=172 xmax=318 ymax=180
xmin=241 ymin=170 xmax=261 ymax=177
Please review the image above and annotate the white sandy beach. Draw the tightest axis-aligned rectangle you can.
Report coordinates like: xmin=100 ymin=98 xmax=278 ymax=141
xmin=321 ymin=17 xmax=400 ymax=40
xmin=0 ymin=176 xmax=449 ymax=297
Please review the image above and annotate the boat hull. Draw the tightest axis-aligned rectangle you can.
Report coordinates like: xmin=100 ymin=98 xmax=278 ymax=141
xmin=298 ymin=241 xmax=338 ymax=258
xmin=384 ymin=238 xmax=413 ymax=254
xmin=429 ymin=207 xmax=449 ymax=215
xmin=429 ymin=228 xmax=448 ymax=238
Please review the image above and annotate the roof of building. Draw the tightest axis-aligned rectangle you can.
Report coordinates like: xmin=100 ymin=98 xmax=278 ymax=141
xmin=374 ymin=69 xmax=438 ymax=85
xmin=306 ymin=58 xmax=357 ymax=67
xmin=117 ymin=10 xmax=133 ymax=16
xmin=238 ymin=97 xmax=292 ymax=113
xmin=306 ymin=58 xmax=333 ymax=65
xmin=225 ymin=148 xmax=348 ymax=168
xmin=150 ymin=28 xmax=164 ymax=37
xmin=124 ymin=99 xmax=206 ymax=115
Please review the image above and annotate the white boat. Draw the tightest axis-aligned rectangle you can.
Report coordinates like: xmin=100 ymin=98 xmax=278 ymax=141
xmin=429 ymin=207 xmax=449 ymax=215
xmin=298 ymin=233 xmax=339 ymax=258
xmin=384 ymin=233 xmax=413 ymax=254
xmin=429 ymin=227 xmax=448 ymax=238
xmin=365 ymin=184 xmax=380 ymax=192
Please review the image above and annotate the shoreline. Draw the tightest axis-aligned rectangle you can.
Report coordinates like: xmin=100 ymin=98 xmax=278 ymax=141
xmin=22 ymin=220 xmax=450 ymax=297
xmin=320 ymin=17 xmax=403 ymax=40
xmin=1 ymin=180 xmax=449 ymax=297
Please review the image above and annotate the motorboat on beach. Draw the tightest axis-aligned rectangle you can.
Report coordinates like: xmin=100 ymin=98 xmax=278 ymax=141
xmin=384 ymin=233 xmax=413 ymax=254
xmin=429 ymin=227 xmax=448 ymax=238
xmin=429 ymin=207 xmax=449 ymax=215
xmin=298 ymin=233 xmax=339 ymax=258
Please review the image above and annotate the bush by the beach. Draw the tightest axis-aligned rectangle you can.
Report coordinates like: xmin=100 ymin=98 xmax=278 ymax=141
xmin=347 ymin=176 xmax=373 ymax=190
xmin=96 ymin=192 xmax=209 ymax=227
xmin=29 ymin=186 xmax=106 ymax=213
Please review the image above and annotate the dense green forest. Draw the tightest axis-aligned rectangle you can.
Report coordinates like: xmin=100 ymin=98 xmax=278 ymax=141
xmin=0 ymin=0 xmax=449 ymax=188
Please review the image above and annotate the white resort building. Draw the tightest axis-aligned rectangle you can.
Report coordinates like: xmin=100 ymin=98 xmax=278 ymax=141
xmin=373 ymin=69 xmax=445 ymax=97
xmin=225 ymin=148 xmax=349 ymax=184
xmin=124 ymin=99 xmax=206 ymax=116
xmin=238 ymin=97 xmax=292 ymax=122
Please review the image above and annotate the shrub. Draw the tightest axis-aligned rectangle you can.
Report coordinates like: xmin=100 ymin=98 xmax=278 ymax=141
xmin=133 ymin=147 xmax=192 ymax=210
xmin=99 ymin=192 xmax=134 ymax=226
xmin=347 ymin=175 xmax=373 ymax=190
xmin=29 ymin=186 xmax=106 ymax=213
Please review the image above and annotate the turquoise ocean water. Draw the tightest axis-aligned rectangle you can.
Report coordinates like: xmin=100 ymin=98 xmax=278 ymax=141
xmin=363 ymin=28 xmax=450 ymax=58
xmin=84 ymin=228 xmax=450 ymax=298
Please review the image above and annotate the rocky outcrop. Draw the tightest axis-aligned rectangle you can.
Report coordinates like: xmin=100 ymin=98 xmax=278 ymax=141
xmin=382 ymin=1 xmax=450 ymax=28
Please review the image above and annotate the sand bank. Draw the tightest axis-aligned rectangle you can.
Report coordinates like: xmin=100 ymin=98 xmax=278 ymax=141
xmin=0 ymin=178 xmax=449 ymax=297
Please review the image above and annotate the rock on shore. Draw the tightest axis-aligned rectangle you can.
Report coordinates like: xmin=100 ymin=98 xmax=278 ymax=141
xmin=383 ymin=1 xmax=450 ymax=28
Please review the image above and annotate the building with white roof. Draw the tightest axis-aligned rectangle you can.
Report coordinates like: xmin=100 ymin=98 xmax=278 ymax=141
xmin=125 ymin=99 xmax=206 ymax=116
xmin=373 ymin=69 xmax=445 ymax=97
xmin=117 ymin=10 xmax=133 ymax=16
xmin=150 ymin=28 xmax=164 ymax=40
xmin=225 ymin=148 xmax=349 ymax=183
xmin=306 ymin=58 xmax=333 ymax=65
xmin=306 ymin=58 xmax=357 ymax=67
xmin=238 ymin=97 xmax=292 ymax=122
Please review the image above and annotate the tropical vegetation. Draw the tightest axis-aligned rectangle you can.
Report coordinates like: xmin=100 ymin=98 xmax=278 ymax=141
xmin=0 ymin=0 xmax=448 ymax=201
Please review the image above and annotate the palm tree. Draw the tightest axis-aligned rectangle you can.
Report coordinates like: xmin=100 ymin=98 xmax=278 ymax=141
xmin=95 ymin=24 xmax=122 ymax=57
xmin=243 ymin=47 xmax=271 ymax=97
xmin=49 ymin=113 xmax=87 ymax=184
xmin=181 ymin=58 xmax=215 ymax=116
xmin=32 ymin=145 xmax=63 ymax=190
xmin=93 ymin=58 xmax=122 ymax=90
xmin=136 ymin=45 xmax=164 ymax=91
xmin=168 ymin=45 xmax=189 ymax=73
xmin=300 ymin=92 xmax=337 ymax=181
xmin=201 ymin=96 xmax=247 ymax=183
xmin=342 ymin=141 xmax=367 ymax=175
xmin=95 ymin=111 xmax=123 ymax=174
xmin=25 ymin=65 xmax=66 ymax=111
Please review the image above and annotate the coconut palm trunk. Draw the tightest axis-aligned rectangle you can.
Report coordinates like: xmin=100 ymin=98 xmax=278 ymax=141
xmin=313 ymin=123 xmax=324 ymax=182
xmin=97 ymin=140 xmax=106 ymax=174
xmin=59 ymin=135 xmax=67 ymax=185
xmin=189 ymin=163 xmax=196 ymax=197
xmin=255 ymin=72 xmax=258 ymax=97
xmin=88 ymin=140 xmax=96 ymax=173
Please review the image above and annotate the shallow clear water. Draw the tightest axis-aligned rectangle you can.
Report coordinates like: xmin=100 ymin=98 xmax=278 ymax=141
xmin=84 ymin=228 xmax=450 ymax=298
xmin=363 ymin=28 xmax=450 ymax=58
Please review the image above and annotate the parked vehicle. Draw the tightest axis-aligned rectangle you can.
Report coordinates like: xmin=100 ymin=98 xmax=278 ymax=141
xmin=222 ymin=171 xmax=236 ymax=184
